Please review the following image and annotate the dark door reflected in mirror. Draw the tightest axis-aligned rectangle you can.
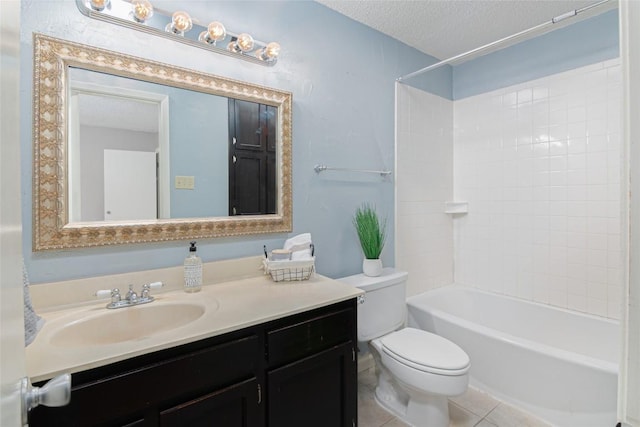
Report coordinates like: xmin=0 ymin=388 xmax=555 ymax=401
xmin=229 ymin=99 xmax=277 ymax=216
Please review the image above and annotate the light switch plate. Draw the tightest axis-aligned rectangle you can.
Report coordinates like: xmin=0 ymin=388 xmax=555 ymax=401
xmin=175 ymin=175 xmax=195 ymax=189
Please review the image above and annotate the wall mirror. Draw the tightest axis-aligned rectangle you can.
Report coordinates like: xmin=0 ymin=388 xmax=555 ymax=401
xmin=32 ymin=33 xmax=292 ymax=251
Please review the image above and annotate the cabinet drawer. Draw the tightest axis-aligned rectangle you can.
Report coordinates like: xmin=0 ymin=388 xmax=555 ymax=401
xmin=266 ymin=307 xmax=353 ymax=367
xmin=30 ymin=334 xmax=259 ymax=426
xmin=160 ymin=377 xmax=260 ymax=427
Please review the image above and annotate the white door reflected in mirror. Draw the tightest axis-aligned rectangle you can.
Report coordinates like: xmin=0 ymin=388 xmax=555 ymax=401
xmin=104 ymin=149 xmax=157 ymax=221
xmin=67 ymin=78 xmax=168 ymax=223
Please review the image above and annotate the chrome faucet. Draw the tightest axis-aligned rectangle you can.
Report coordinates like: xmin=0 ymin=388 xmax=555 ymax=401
xmin=96 ymin=282 xmax=163 ymax=309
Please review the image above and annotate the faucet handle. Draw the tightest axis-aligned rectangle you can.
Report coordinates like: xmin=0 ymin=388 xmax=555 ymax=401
xmin=95 ymin=289 xmax=112 ymax=299
xmin=96 ymin=288 xmax=121 ymax=306
xmin=148 ymin=281 xmax=164 ymax=290
xmin=96 ymin=288 xmax=120 ymax=299
xmin=141 ymin=281 xmax=163 ymax=299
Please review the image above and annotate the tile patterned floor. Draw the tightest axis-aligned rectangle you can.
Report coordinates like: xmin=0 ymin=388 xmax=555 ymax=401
xmin=358 ymin=367 xmax=552 ymax=427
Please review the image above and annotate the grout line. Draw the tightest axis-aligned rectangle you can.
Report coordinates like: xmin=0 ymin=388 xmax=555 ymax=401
xmin=449 ymin=386 xmax=501 ymax=419
xmin=477 ymin=403 xmax=501 ymax=426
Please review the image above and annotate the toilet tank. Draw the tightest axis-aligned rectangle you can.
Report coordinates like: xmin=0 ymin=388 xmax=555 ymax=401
xmin=337 ymin=268 xmax=408 ymax=342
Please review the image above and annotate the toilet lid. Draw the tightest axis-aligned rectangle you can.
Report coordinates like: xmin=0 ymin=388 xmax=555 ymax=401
xmin=380 ymin=328 xmax=470 ymax=374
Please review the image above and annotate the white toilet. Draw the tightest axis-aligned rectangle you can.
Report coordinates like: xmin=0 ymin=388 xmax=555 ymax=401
xmin=338 ymin=268 xmax=470 ymax=427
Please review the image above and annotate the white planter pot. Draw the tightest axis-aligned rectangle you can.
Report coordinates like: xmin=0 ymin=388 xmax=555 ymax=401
xmin=363 ymin=258 xmax=383 ymax=277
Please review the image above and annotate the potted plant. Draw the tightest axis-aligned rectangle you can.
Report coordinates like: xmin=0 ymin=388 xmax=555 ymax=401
xmin=353 ymin=203 xmax=387 ymax=277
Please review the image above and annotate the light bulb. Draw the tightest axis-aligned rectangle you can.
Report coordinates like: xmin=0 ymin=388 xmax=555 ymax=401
xmin=131 ymin=0 xmax=153 ymax=23
xmin=172 ymin=11 xmax=192 ymax=32
xmin=236 ymin=33 xmax=254 ymax=52
xmin=228 ymin=33 xmax=254 ymax=53
xmin=89 ymin=0 xmax=110 ymax=11
xmin=165 ymin=10 xmax=192 ymax=35
xmin=258 ymin=41 xmax=281 ymax=61
xmin=199 ymin=21 xmax=226 ymax=45
xmin=265 ymin=42 xmax=281 ymax=58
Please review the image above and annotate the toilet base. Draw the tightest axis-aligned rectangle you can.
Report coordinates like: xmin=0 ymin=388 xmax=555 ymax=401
xmin=405 ymin=392 xmax=449 ymax=427
xmin=374 ymin=387 xmax=450 ymax=427
xmin=373 ymin=369 xmax=409 ymax=418
xmin=373 ymin=367 xmax=450 ymax=427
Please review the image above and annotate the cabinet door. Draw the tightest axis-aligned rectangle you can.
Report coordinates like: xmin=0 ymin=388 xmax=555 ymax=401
xmin=160 ymin=377 xmax=261 ymax=427
xmin=267 ymin=342 xmax=357 ymax=427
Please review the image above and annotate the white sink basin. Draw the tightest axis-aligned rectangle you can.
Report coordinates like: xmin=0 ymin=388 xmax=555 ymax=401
xmin=50 ymin=302 xmax=211 ymax=346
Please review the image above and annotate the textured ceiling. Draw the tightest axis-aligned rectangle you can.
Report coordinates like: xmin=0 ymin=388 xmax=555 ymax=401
xmin=78 ymin=93 xmax=159 ymax=133
xmin=315 ymin=0 xmax=616 ymax=60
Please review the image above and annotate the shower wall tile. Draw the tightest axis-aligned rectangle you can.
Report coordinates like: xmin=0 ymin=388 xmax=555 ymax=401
xmin=396 ymin=84 xmax=454 ymax=297
xmin=453 ymin=59 xmax=622 ymax=320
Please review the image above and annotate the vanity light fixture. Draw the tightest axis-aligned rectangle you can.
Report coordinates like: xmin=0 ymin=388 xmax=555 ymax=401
xmin=165 ymin=10 xmax=193 ymax=36
xmin=131 ymin=0 xmax=153 ymax=23
xmin=77 ymin=0 xmax=281 ymax=66
xmin=199 ymin=21 xmax=226 ymax=45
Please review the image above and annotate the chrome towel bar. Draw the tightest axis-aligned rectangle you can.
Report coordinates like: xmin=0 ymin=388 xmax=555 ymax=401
xmin=314 ymin=164 xmax=392 ymax=177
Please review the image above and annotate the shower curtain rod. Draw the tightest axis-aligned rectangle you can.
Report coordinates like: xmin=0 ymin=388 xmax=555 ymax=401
xmin=396 ymin=0 xmax=611 ymax=82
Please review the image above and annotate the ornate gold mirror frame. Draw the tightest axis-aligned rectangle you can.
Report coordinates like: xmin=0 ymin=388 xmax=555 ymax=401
xmin=32 ymin=34 xmax=292 ymax=251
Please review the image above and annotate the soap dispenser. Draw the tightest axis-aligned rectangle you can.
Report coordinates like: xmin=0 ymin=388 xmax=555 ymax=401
xmin=184 ymin=241 xmax=202 ymax=293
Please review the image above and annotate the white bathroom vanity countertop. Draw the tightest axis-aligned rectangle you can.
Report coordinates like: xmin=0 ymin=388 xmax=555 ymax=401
xmin=26 ymin=259 xmax=362 ymax=383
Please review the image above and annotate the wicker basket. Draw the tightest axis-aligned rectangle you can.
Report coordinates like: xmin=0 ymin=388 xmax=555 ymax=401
xmin=262 ymin=258 xmax=315 ymax=282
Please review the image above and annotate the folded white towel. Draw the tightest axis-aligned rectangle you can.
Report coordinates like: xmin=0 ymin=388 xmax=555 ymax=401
xmin=291 ymin=249 xmax=313 ymax=261
xmin=284 ymin=232 xmax=311 ymax=251
xmin=284 ymin=233 xmax=313 ymax=260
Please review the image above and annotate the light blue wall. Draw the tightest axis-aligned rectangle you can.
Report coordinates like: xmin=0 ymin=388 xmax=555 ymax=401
xmin=453 ymin=9 xmax=619 ymax=99
xmin=20 ymin=0 xmax=444 ymax=283
xmin=169 ymin=90 xmax=228 ymax=218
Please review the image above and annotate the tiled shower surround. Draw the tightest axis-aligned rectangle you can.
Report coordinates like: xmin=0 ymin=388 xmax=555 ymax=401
xmin=397 ymin=58 xmax=623 ymax=319
xmin=396 ymin=84 xmax=454 ymax=298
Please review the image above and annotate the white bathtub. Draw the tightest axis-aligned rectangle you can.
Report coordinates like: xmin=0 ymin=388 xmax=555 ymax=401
xmin=406 ymin=285 xmax=619 ymax=427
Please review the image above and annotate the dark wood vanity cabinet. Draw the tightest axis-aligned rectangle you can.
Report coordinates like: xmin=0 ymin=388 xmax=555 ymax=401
xmin=266 ymin=306 xmax=357 ymax=427
xmin=29 ymin=299 xmax=357 ymax=427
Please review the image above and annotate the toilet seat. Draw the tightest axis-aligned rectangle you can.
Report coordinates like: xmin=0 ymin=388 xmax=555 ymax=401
xmin=380 ymin=328 xmax=470 ymax=376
